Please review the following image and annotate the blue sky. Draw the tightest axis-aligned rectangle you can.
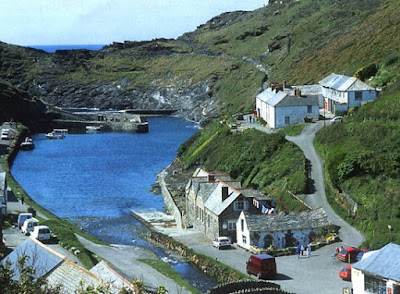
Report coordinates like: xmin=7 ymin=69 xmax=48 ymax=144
xmin=0 ymin=0 xmax=268 ymax=46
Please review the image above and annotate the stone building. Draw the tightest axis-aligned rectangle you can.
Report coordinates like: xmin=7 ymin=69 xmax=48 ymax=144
xmin=236 ymin=208 xmax=330 ymax=250
xmin=185 ymin=168 xmax=274 ymax=242
xmin=0 ymin=172 xmax=7 ymax=216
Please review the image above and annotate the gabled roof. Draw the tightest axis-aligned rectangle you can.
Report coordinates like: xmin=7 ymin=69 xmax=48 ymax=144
xmin=352 ymin=243 xmax=400 ymax=282
xmin=256 ymin=88 xmax=319 ymax=107
xmin=2 ymin=238 xmax=64 ymax=280
xmin=90 ymin=261 xmax=135 ymax=291
xmin=244 ymin=207 xmax=330 ymax=232
xmin=319 ymin=73 xmax=375 ymax=91
xmin=204 ymin=182 xmax=241 ymax=216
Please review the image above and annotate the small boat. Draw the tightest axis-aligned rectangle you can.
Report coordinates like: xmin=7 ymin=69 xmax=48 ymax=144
xmin=20 ymin=137 xmax=35 ymax=150
xmin=53 ymin=128 xmax=68 ymax=134
xmin=45 ymin=132 xmax=65 ymax=139
xmin=86 ymin=125 xmax=103 ymax=131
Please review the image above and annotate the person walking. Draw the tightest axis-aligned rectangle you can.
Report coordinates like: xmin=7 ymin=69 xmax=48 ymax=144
xmin=21 ymin=195 xmax=24 ymax=205
xmin=300 ymin=244 xmax=305 ymax=256
xmin=296 ymin=245 xmax=301 ymax=259
xmin=307 ymin=244 xmax=311 ymax=258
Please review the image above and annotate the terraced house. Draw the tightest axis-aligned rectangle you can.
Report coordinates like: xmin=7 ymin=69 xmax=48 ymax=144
xmin=185 ymin=168 xmax=274 ymax=243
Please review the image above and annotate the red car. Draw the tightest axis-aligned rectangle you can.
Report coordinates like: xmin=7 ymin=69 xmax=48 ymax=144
xmin=339 ymin=265 xmax=352 ymax=281
xmin=337 ymin=247 xmax=360 ymax=263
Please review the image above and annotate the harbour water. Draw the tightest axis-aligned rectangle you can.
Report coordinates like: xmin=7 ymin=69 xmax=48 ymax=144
xmin=11 ymin=116 xmax=218 ymax=291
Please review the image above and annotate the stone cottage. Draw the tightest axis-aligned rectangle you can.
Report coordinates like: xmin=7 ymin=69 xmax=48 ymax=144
xmin=185 ymin=168 xmax=274 ymax=242
xmin=255 ymin=86 xmax=319 ymax=129
xmin=236 ymin=207 xmax=330 ymax=250
xmin=319 ymin=73 xmax=379 ymax=114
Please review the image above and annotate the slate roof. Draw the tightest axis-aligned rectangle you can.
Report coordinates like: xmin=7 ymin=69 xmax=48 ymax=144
xmin=204 ymin=182 xmax=241 ymax=216
xmin=352 ymin=243 xmax=400 ymax=282
xmin=90 ymin=260 xmax=135 ymax=291
xmin=256 ymin=88 xmax=319 ymax=107
xmin=2 ymin=238 xmax=64 ymax=280
xmin=240 ymin=188 xmax=270 ymax=201
xmin=245 ymin=207 xmax=330 ymax=232
xmin=319 ymin=73 xmax=375 ymax=91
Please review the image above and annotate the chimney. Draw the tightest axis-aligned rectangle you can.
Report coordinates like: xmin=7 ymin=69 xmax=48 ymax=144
xmin=221 ymin=186 xmax=229 ymax=201
xmin=293 ymin=88 xmax=301 ymax=97
xmin=208 ymin=174 xmax=215 ymax=182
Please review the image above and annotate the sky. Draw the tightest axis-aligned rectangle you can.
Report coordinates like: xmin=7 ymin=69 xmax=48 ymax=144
xmin=0 ymin=0 xmax=268 ymax=46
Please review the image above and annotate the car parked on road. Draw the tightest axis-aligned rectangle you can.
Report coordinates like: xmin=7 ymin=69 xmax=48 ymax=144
xmin=330 ymin=116 xmax=343 ymax=123
xmin=31 ymin=225 xmax=51 ymax=242
xmin=337 ymin=247 xmax=360 ymax=263
xmin=339 ymin=265 xmax=352 ymax=281
xmin=17 ymin=213 xmax=33 ymax=229
xmin=246 ymin=254 xmax=277 ymax=279
xmin=212 ymin=236 xmax=231 ymax=249
xmin=21 ymin=217 xmax=39 ymax=235
xmin=356 ymin=250 xmax=369 ymax=262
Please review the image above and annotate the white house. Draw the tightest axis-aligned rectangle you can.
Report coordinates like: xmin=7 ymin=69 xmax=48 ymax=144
xmin=351 ymin=243 xmax=400 ymax=294
xmin=255 ymin=87 xmax=319 ymax=129
xmin=319 ymin=73 xmax=379 ymax=114
xmin=236 ymin=208 xmax=330 ymax=250
xmin=0 ymin=172 xmax=7 ymax=216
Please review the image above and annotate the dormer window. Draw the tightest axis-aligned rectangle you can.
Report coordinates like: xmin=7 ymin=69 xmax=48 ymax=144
xmin=234 ymin=199 xmax=248 ymax=211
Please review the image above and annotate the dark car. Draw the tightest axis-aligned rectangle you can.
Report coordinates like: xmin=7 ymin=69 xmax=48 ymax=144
xmin=246 ymin=254 xmax=277 ymax=279
xmin=337 ymin=247 xmax=360 ymax=263
xmin=356 ymin=250 xmax=369 ymax=261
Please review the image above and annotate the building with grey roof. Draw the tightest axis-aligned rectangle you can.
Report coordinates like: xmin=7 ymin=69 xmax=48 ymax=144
xmin=1 ymin=238 xmax=136 ymax=293
xmin=319 ymin=73 xmax=379 ymax=114
xmin=351 ymin=243 xmax=400 ymax=294
xmin=236 ymin=208 xmax=330 ymax=250
xmin=185 ymin=168 xmax=274 ymax=242
xmin=255 ymin=87 xmax=319 ymax=129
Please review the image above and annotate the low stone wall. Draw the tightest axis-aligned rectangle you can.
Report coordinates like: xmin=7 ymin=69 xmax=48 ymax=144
xmin=157 ymin=168 xmax=183 ymax=229
xmin=207 ymin=281 xmax=293 ymax=294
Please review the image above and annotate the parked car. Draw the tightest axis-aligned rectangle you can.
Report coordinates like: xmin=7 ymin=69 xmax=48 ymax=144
xmin=31 ymin=225 xmax=51 ymax=242
xmin=337 ymin=247 xmax=360 ymax=263
xmin=17 ymin=213 xmax=33 ymax=229
xmin=212 ymin=237 xmax=231 ymax=249
xmin=246 ymin=254 xmax=277 ymax=279
xmin=330 ymin=116 xmax=343 ymax=123
xmin=21 ymin=217 xmax=40 ymax=235
xmin=339 ymin=265 xmax=352 ymax=281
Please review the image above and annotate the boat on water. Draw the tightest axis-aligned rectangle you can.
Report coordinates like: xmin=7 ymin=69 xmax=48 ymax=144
xmin=53 ymin=128 xmax=68 ymax=134
xmin=86 ymin=125 xmax=103 ymax=131
xmin=20 ymin=137 xmax=35 ymax=150
xmin=45 ymin=132 xmax=65 ymax=139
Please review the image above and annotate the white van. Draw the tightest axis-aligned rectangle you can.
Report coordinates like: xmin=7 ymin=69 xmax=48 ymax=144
xmin=21 ymin=217 xmax=39 ymax=235
xmin=31 ymin=225 xmax=51 ymax=242
xmin=18 ymin=213 xmax=33 ymax=229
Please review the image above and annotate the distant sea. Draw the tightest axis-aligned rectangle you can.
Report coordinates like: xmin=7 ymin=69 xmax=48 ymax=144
xmin=26 ymin=44 xmax=106 ymax=53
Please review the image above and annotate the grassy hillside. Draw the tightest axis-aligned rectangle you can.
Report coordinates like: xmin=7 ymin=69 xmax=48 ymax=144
xmin=178 ymin=122 xmax=308 ymax=212
xmin=315 ymin=83 xmax=400 ymax=248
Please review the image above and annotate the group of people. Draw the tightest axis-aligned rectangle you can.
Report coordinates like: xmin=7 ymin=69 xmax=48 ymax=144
xmin=296 ymin=243 xmax=312 ymax=259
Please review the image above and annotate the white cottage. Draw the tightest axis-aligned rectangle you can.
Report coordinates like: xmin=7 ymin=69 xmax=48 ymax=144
xmin=351 ymin=243 xmax=400 ymax=294
xmin=255 ymin=87 xmax=319 ymax=129
xmin=0 ymin=172 xmax=7 ymax=216
xmin=319 ymin=73 xmax=379 ymax=114
xmin=236 ymin=208 xmax=330 ymax=250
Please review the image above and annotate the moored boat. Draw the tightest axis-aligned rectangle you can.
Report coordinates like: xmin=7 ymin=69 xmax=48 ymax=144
xmin=45 ymin=132 xmax=65 ymax=139
xmin=20 ymin=137 xmax=35 ymax=150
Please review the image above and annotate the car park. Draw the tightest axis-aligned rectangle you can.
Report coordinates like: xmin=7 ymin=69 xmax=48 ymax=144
xmin=21 ymin=217 xmax=40 ymax=235
xmin=246 ymin=254 xmax=277 ymax=279
xmin=31 ymin=225 xmax=51 ymax=242
xmin=330 ymin=116 xmax=343 ymax=123
xmin=212 ymin=236 xmax=231 ymax=249
xmin=337 ymin=246 xmax=360 ymax=263
xmin=339 ymin=265 xmax=352 ymax=281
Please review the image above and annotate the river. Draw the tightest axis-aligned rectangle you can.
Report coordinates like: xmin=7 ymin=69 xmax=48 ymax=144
xmin=11 ymin=116 xmax=218 ymax=292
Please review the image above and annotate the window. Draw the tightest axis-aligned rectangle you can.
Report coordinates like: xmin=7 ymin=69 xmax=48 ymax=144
xmin=285 ymin=116 xmax=290 ymax=124
xmin=234 ymin=199 xmax=248 ymax=211
xmin=241 ymin=219 xmax=244 ymax=232
xmin=207 ymin=215 xmax=210 ymax=227
xmin=242 ymin=235 xmax=247 ymax=244
xmin=307 ymin=105 xmax=312 ymax=113
xmin=355 ymin=91 xmax=362 ymax=100
xmin=228 ymin=220 xmax=236 ymax=230
xmin=365 ymin=275 xmax=386 ymax=294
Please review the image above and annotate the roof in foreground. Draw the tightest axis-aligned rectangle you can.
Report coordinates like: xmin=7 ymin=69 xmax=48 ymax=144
xmin=245 ymin=207 xmax=330 ymax=232
xmin=352 ymin=243 xmax=400 ymax=282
